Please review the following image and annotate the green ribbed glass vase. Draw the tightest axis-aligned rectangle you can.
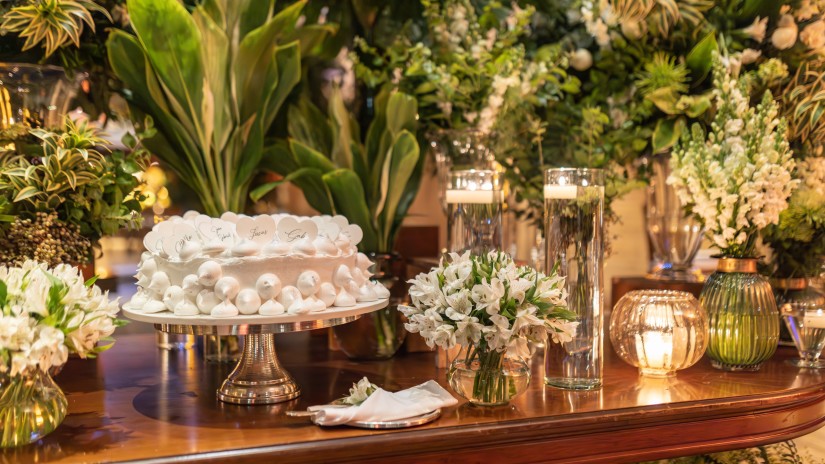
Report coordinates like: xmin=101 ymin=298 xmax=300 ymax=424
xmin=700 ymin=257 xmax=779 ymax=371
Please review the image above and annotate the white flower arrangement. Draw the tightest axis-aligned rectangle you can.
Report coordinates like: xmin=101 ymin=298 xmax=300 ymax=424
xmin=400 ymin=251 xmax=576 ymax=355
xmin=0 ymin=260 xmax=123 ymax=377
xmin=668 ymin=52 xmax=798 ymax=258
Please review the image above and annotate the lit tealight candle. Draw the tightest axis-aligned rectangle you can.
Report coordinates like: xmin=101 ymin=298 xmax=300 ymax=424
xmin=635 ymin=331 xmax=674 ymax=376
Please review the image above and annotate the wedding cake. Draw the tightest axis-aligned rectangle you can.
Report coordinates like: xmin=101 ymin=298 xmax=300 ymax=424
xmin=126 ymin=211 xmax=390 ymax=317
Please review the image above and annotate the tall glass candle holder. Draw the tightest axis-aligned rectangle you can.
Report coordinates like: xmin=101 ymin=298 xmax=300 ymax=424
xmin=543 ymin=168 xmax=604 ymax=390
xmin=446 ymin=170 xmax=503 ymax=255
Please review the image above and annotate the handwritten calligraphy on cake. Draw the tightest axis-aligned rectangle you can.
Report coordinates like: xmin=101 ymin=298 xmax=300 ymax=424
xmin=160 ymin=223 xmax=198 ymax=257
xmin=277 ymin=216 xmax=318 ymax=243
xmin=237 ymin=215 xmax=277 ymax=244
xmin=195 ymin=216 xmax=236 ymax=245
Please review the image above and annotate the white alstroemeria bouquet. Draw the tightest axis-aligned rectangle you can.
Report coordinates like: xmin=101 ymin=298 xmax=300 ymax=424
xmin=0 ymin=260 xmax=124 ymax=378
xmin=400 ymin=251 xmax=575 ymax=404
xmin=668 ymin=53 xmax=798 ymax=258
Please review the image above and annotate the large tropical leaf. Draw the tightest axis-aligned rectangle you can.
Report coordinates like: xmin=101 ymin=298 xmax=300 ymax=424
xmin=377 ymin=131 xmax=419 ymax=250
xmin=323 ymin=169 xmax=378 ymax=251
xmin=127 ymin=0 xmax=205 ymax=140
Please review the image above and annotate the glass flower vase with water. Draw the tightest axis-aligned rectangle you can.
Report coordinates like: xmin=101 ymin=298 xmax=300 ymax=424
xmin=543 ymin=168 xmax=604 ymax=391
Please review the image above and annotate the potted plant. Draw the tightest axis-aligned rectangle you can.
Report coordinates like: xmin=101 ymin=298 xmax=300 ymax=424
xmin=0 ymin=118 xmax=148 ymax=271
xmin=106 ymin=0 xmax=334 ymax=216
xmin=253 ymin=86 xmax=421 ymax=358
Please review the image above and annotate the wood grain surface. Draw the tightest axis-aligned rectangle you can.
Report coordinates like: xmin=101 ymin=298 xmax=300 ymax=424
xmin=3 ymin=333 xmax=824 ymax=464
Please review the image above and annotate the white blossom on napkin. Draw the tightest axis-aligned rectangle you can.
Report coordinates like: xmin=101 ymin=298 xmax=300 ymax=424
xmin=308 ymin=380 xmax=457 ymax=426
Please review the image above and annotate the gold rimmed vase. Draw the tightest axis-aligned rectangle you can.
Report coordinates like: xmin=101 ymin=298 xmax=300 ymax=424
xmin=701 ymin=257 xmax=779 ymax=371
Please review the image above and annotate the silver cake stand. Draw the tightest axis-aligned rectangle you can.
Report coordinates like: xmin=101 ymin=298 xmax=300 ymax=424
xmin=122 ymin=300 xmax=388 ymax=405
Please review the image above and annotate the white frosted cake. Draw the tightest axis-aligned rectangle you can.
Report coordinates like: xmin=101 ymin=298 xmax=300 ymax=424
xmin=126 ymin=211 xmax=390 ymax=318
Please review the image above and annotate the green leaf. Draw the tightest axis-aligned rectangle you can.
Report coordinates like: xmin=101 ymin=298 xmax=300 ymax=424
xmin=260 ymin=139 xmax=298 ymax=175
xmin=291 ymin=139 xmax=336 ymax=173
xmin=288 ymin=98 xmax=333 ymax=154
xmin=323 ymin=169 xmax=378 ymax=251
xmin=385 ymin=91 xmax=418 ymax=136
xmin=0 ymin=280 xmax=6 ymax=307
xmin=13 ymin=186 xmax=41 ymax=202
xmin=652 ymin=117 xmax=686 ymax=154
xmin=328 ymin=87 xmax=355 ymax=169
xmin=250 ymin=167 xmax=332 ymax=206
xmin=127 ymin=0 xmax=205 ymax=134
xmin=686 ymin=32 xmax=718 ymax=81
xmin=233 ymin=0 xmax=304 ymax=123
xmin=193 ymin=5 xmax=231 ymax=154
xmin=646 ymin=88 xmax=680 ymax=115
xmin=377 ymin=131 xmax=419 ymax=250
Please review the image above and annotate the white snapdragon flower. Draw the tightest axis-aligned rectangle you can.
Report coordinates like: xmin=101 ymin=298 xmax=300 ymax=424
xmin=570 ymin=49 xmax=593 ymax=71
xmin=771 ymin=14 xmax=799 ymax=49
xmin=743 ymin=16 xmax=768 ymax=42
xmin=740 ymin=48 xmax=762 ymax=65
xmin=800 ymin=20 xmax=825 ymax=50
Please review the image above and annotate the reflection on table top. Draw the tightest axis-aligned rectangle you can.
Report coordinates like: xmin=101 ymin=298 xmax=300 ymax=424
xmin=4 ymin=332 xmax=824 ymax=464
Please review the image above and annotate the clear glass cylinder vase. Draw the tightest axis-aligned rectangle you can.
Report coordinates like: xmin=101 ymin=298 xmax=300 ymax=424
xmin=645 ymin=153 xmax=704 ymax=281
xmin=446 ymin=170 xmax=503 ymax=255
xmin=428 ymin=129 xmax=496 ymax=213
xmin=447 ymin=344 xmax=530 ymax=406
xmin=701 ymin=258 xmax=779 ymax=371
xmin=0 ymin=369 xmax=67 ymax=447
xmin=773 ymin=278 xmax=825 ymax=368
xmin=543 ymin=168 xmax=604 ymax=390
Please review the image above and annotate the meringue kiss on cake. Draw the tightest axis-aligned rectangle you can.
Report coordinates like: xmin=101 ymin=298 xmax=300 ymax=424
xmin=127 ymin=213 xmax=390 ymax=317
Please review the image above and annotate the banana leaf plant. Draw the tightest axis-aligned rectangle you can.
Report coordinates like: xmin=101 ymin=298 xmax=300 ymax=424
xmin=253 ymin=87 xmax=422 ymax=253
xmin=106 ymin=0 xmax=334 ymax=215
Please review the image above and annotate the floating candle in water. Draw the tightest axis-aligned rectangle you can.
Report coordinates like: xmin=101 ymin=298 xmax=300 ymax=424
xmin=445 ymin=189 xmax=502 ymax=204
xmin=543 ymin=185 xmax=578 ymax=200
xmin=804 ymin=310 xmax=825 ymax=329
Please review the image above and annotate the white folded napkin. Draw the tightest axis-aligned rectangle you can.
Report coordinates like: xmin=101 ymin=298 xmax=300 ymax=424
xmin=307 ymin=380 xmax=457 ymax=426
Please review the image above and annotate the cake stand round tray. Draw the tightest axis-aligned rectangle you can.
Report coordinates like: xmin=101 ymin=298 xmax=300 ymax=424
xmin=122 ymin=300 xmax=388 ymax=405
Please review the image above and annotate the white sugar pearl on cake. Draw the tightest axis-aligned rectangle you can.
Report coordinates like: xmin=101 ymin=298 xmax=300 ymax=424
xmin=211 ymin=301 xmax=239 ymax=318
xmin=278 ymin=286 xmax=303 ymax=309
xmin=297 ymin=271 xmax=321 ymax=297
xmin=175 ymin=300 xmax=199 ymax=316
xmin=313 ymin=236 xmax=338 ymax=256
xmin=197 ymin=261 xmax=222 ymax=287
xmin=182 ymin=274 xmax=202 ymax=300
xmin=356 ymin=284 xmax=377 ymax=302
xmin=196 ymin=290 xmax=221 ymax=313
xmin=294 ymin=237 xmax=316 ymax=256
xmin=262 ymin=240 xmax=290 ymax=256
xmin=333 ymin=265 xmax=354 ymax=287
xmin=259 ymin=299 xmax=285 ymax=315
xmin=231 ymin=239 xmax=260 ymax=257
xmin=334 ymin=289 xmax=356 ymax=307
xmin=143 ymin=300 xmax=167 ymax=314
xmin=214 ymin=276 xmax=240 ymax=301
xmin=318 ymin=283 xmax=336 ymax=306
xmin=148 ymin=272 xmax=171 ymax=298
xmin=236 ymin=289 xmax=262 ymax=315
xmin=256 ymin=274 xmax=282 ymax=300
xmin=179 ymin=240 xmax=202 ymax=261
xmin=163 ymin=286 xmax=185 ymax=311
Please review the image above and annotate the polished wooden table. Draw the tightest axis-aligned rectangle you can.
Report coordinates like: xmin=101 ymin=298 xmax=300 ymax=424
xmin=5 ymin=333 xmax=825 ymax=464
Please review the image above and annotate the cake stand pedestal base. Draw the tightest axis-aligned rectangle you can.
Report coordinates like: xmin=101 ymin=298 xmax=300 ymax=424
xmin=218 ymin=333 xmax=300 ymax=404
